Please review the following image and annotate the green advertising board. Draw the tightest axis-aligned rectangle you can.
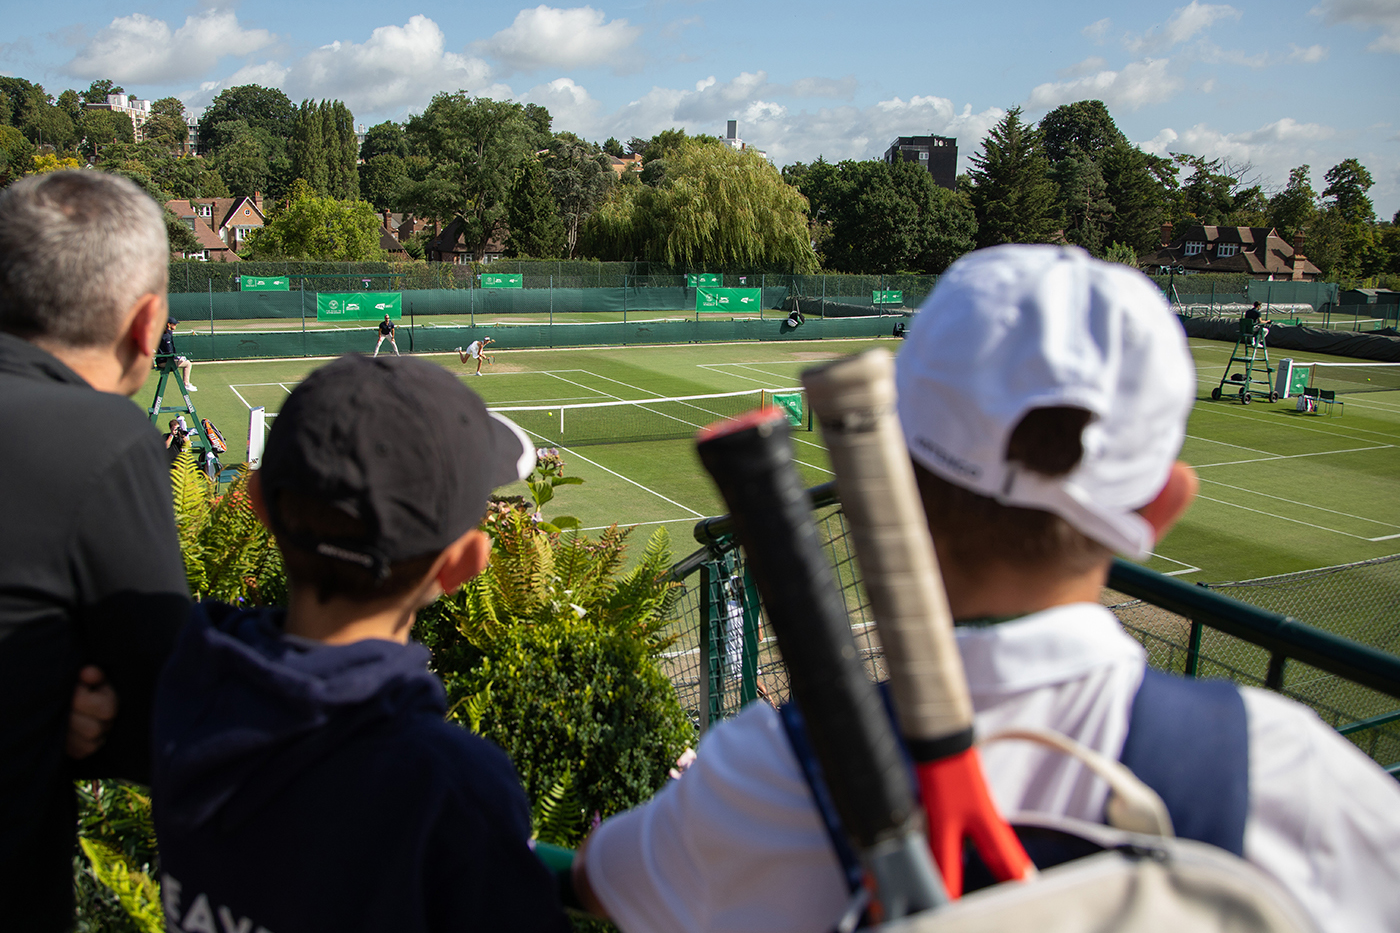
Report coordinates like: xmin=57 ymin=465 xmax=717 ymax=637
xmin=697 ymin=287 xmax=762 ymax=312
xmin=316 ymin=292 xmax=402 ymax=322
xmin=480 ymin=273 xmax=523 ymax=288
xmin=241 ymin=276 xmax=290 ymax=291
xmin=873 ymin=290 xmax=903 ymax=305
xmin=686 ymin=273 xmax=722 ymax=288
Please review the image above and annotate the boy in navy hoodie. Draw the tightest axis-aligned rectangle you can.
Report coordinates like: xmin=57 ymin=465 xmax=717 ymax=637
xmin=152 ymin=354 xmax=567 ymax=933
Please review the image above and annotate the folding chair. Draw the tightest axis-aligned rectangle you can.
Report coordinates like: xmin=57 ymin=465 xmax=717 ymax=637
xmin=1319 ymin=389 xmax=1344 ymax=416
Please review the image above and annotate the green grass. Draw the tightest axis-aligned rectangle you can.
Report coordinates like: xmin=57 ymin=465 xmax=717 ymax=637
xmin=135 ymin=334 xmax=1400 ymax=583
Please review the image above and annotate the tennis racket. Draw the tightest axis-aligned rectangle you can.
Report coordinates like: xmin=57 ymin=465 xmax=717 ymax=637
xmin=803 ymin=348 xmax=1034 ymax=897
xmin=697 ymin=409 xmax=946 ymax=920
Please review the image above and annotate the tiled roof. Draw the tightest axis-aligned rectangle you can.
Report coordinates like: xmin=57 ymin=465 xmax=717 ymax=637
xmin=1138 ymin=224 xmax=1321 ymax=279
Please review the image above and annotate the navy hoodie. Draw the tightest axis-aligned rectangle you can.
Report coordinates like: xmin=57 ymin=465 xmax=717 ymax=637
xmin=153 ymin=602 xmax=569 ymax=933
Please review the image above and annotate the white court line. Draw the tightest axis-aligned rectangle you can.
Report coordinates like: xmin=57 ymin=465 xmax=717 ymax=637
xmin=1198 ymin=477 xmax=1400 ymax=530
xmin=1191 ymin=401 xmax=1400 ymax=444
xmin=1194 ymin=493 xmax=1400 ymax=542
xmin=1184 ymin=434 xmax=1281 ymax=457
xmin=1193 ymin=444 xmax=1393 ymax=468
xmin=228 ymin=385 xmax=253 ymax=409
xmin=541 ymin=443 xmax=703 ymax=517
xmin=581 ymin=518 xmax=695 ymax=532
xmin=697 ymin=362 xmax=801 ymax=388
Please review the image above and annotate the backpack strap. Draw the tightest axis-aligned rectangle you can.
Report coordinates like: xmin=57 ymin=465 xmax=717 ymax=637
xmin=1119 ymin=669 xmax=1249 ymax=857
xmin=778 ymin=701 xmax=865 ymax=896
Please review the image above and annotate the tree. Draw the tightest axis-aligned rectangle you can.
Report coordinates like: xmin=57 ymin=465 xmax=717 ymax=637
xmin=360 ymin=121 xmax=408 ymax=162
xmin=602 ymin=137 xmax=625 ymax=158
xmin=808 ymin=159 xmax=975 ymax=273
xmin=143 ymin=98 xmax=189 ymax=153
xmin=505 ymin=159 xmax=565 ymax=258
xmin=580 ymin=137 xmax=817 ymax=271
xmin=545 ymin=133 xmax=614 ymax=258
xmin=403 ymin=94 xmax=537 ymax=260
xmin=321 ymin=100 xmax=359 ymax=201
xmin=1051 ymin=153 xmax=1113 ymax=255
xmin=360 ymin=153 xmax=408 ymax=211
xmin=0 ymin=124 xmax=35 ymax=186
xmin=242 ymin=190 xmax=384 ymax=260
xmin=1322 ymin=158 xmax=1375 ymax=225
xmin=967 ymin=107 xmax=1060 ymax=248
xmin=1267 ymin=166 xmax=1318 ymax=242
xmin=210 ymin=122 xmax=271 ymax=198
xmin=1040 ymin=100 xmax=1127 ymax=164
xmin=81 ymin=80 xmax=123 ymax=105
xmin=1101 ymin=142 xmax=1169 ymax=254
xmin=197 ymin=85 xmax=295 ymax=154
xmin=78 ymin=109 xmax=134 ymax=161
xmin=290 ymin=100 xmax=329 ymax=194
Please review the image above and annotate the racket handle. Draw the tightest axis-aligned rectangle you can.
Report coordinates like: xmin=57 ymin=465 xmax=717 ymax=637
xmin=803 ymin=349 xmax=974 ymax=745
xmin=697 ymin=410 xmax=946 ymax=915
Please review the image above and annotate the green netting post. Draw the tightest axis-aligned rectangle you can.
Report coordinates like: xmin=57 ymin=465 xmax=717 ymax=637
xmin=208 ymin=280 xmax=214 ymax=360
xmin=1210 ymin=281 xmax=1215 ymax=314
xmin=549 ymin=275 xmax=554 ymax=327
xmin=300 ymin=282 xmax=307 ymax=358
xmin=1185 ymin=618 xmax=1202 ymax=677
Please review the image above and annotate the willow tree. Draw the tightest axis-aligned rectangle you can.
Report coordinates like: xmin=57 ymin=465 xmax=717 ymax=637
xmin=581 ymin=138 xmax=817 ymax=272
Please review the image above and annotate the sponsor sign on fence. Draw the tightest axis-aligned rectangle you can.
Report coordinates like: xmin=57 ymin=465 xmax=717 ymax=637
xmin=480 ymin=273 xmax=524 ymax=288
xmin=686 ymin=273 xmax=722 ymax=288
xmin=872 ymin=290 xmax=903 ymax=305
xmin=697 ymin=287 xmax=762 ymax=312
xmin=316 ymin=293 xmax=402 ymax=322
xmin=240 ymin=276 xmax=290 ymax=291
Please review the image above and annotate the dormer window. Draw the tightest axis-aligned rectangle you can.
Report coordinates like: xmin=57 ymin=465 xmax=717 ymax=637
xmin=1217 ymin=243 xmax=1238 ymax=258
xmin=1184 ymin=241 xmax=1204 ymax=257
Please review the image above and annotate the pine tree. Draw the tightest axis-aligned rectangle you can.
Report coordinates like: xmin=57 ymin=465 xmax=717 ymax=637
xmin=967 ymin=108 xmax=1061 ymax=248
xmin=505 ymin=159 xmax=565 ymax=258
xmin=290 ymin=100 xmax=328 ymax=195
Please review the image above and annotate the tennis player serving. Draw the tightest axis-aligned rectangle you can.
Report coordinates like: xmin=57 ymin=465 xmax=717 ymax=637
xmin=456 ymin=338 xmax=495 ymax=376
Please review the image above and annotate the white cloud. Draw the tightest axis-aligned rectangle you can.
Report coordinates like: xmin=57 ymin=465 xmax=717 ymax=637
xmin=1137 ymin=118 xmax=1337 ymax=193
xmin=1311 ymin=0 xmax=1400 ymax=52
xmin=1125 ymin=2 xmax=1241 ymax=53
xmin=1288 ymin=43 xmax=1330 ymax=62
xmin=1083 ymin=18 xmax=1112 ymax=43
xmin=1026 ymin=58 xmax=1181 ymax=112
xmin=475 ymin=6 xmax=642 ymax=75
xmin=1059 ymin=57 xmax=1109 ymax=77
xmin=66 ymin=10 xmax=275 ymax=84
xmin=1195 ymin=42 xmax=1269 ymax=67
xmin=283 ymin=17 xmax=495 ymax=117
xmin=522 ymin=77 xmax=603 ymax=131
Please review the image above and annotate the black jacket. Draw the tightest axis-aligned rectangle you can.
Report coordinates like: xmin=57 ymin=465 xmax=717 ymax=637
xmin=154 ymin=602 xmax=569 ymax=933
xmin=0 ymin=332 xmax=189 ymax=929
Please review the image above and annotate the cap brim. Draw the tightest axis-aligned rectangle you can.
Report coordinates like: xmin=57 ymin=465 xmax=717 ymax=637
xmin=488 ymin=412 xmax=536 ymax=487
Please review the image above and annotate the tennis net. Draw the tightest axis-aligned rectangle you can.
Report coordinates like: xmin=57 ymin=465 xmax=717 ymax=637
xmin=490 ymin=388 xmax=807 ymax=447
xmin=1304 ymin=362 xmax=1400 ymax=394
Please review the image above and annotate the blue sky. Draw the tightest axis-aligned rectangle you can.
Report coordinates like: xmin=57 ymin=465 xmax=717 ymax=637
xmin=3 ymin=0 xmax=1398 ymax=216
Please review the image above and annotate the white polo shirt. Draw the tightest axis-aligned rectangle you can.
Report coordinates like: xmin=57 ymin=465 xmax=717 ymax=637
xmin=585 ymin=604 xmax=1400 ymax=933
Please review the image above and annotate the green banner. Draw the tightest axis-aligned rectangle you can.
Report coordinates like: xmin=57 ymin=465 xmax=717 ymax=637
xmin=697 ymin=287 xmax=762 ymax=312
xmin=873 ymin=290 xmax=903 ymax=305
xmin=687 ymin=273 xmax=722 ymax=288
xmin=240 ymin=275 xmax=289 ymax=291
xmin=770 ymin=392 xmax=804 ymax=427
xmin=316 ymin=292 xmax=402 ymax=321
xmin=480 ymin=273 xmax=523 ymax=288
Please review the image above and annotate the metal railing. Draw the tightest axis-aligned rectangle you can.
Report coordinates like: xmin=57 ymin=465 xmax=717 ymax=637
xmin=662 ymin=482 xmax=1400 ymax=774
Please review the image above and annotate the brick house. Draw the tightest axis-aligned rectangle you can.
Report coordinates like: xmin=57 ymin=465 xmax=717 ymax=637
xmin=165 ymin=194 xmax=267 ymax=260
xmin=1138 ymin=223 xmax=1321 ymax=281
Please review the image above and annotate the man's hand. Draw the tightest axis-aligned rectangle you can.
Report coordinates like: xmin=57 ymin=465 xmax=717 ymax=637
xmin=67 ymin=665 xmax=118 ymax=759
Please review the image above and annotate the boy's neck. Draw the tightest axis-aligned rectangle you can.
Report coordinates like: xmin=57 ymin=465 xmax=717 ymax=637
xmin=283 ymin=586 xmax=419 ymax=645
xmin=941 ymin=558 xmax=1111 ymax=621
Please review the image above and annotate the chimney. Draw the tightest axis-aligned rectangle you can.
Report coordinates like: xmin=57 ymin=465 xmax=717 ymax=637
xmin=727 ymin=120 xmax=737 ymax=140
xmin=383 ymin=208 xmax=392 ymax=231
xmin=1160 ymin=221 xmax=1173 ymax=248
xmin=1291 ymin=231 xmax=1308 ymax=281
xmin=253 ymin=190 xmax=263 ymax=213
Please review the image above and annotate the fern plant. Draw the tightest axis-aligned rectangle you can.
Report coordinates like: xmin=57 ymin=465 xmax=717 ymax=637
xmin=78 ymin=840 xmax=164 ymax=933
xmin=169 ymin=453 xmax=286 ymax=605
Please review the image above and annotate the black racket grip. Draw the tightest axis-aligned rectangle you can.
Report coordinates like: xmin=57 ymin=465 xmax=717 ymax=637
xmin=697 ymin=412 xmax=919 ymax=849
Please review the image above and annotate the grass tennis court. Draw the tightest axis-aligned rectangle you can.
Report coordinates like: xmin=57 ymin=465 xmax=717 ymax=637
xmin=136 ymin=334 xmax=1400 ymax=584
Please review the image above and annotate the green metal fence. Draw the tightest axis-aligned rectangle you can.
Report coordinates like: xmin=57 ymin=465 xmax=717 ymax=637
xmin=661 ymin=482 xmax=1400 ymax=774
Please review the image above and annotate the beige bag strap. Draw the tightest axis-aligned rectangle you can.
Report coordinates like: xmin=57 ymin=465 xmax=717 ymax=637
xmin=980 ymin=727 xmax=1174 ymax=838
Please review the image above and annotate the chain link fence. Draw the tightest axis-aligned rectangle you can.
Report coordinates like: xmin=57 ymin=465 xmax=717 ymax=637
xmin=661 ymin=489 xmax=1400 ymax=771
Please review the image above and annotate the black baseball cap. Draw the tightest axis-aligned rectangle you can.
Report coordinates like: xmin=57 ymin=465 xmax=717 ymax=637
xmin=260 ymin=354 xmax=534 ymax=576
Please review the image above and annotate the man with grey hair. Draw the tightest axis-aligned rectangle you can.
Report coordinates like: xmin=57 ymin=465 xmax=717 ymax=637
xmin=0 ymin=171 xmax=190 ymax=930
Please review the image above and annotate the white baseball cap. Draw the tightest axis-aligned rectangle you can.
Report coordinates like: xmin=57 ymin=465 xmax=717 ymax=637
xmin=895 ymin=245 xmax=1195 ymax=559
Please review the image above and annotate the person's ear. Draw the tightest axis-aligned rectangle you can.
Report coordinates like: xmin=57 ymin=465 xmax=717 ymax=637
xmin=247 ymin=471 xmax=272 ymax=529
xmin=1138 ymin=461 xmax=1198 ymax=543
xmin=114 ymin=293 xmax=167 ymax=394
xmin=434 ymin=529 xmax=491 ymax=594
